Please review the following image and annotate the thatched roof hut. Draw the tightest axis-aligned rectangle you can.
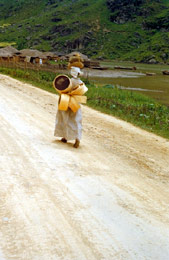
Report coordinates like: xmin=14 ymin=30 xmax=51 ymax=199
xmin=0 ymin=46 xmax=20 ymax=59
xmin=0 ymin=49 xmax=13 ymax=58
xmin=18 ymin=49 xmax=48 ymax=64
xmin=1 ymin=46 xmax=20 ymax=55
xmin=43 ymin=51 xmax=59 ymax=60
xmin=19 ymin=49 xmax=47 ymax=59
xmin=54 ymin=51 xmax=65 ymax=57
xmin=43 ymin=52 xmax=56 ymax=58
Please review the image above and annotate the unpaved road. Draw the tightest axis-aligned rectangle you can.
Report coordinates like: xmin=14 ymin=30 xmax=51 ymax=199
xmin=0 ymin=74 xmax=169 ymax=260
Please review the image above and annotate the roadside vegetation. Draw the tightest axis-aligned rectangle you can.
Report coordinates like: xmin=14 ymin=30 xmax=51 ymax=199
xmin=0 ymin=66 xmax=168 ymax=139
xmin=87 ymin=83 xmax=169 ymax=139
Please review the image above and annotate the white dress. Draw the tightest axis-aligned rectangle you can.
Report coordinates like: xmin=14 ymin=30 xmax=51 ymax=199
xmin=54 ymin=69 xmax=85 ymax=141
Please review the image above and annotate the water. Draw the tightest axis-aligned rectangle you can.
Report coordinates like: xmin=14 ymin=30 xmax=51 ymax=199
xmin=82 ymin=64 xmax=169 ymax=106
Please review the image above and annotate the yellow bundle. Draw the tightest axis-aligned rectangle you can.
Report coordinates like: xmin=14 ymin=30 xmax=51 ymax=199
xmin=53 ymin=75 xmax=88 ymax=113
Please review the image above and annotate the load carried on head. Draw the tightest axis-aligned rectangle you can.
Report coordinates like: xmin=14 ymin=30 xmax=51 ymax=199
xmin=53 ymin=53 xmax=88 ymax=113
xmin=68 ymin=53 xmax=84 ymax=69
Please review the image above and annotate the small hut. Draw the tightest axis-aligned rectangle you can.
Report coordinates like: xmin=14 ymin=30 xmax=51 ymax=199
xmin=2 ymin=46 xmax=20 ymax=54
xmin=43 ymin=51 xmax=59 ymax=61
xmin=0 ymin=46 xmax=20 ymax=62
xmin=0 ymin=49 xmax=13 ymax=62
xmin=18 ymin=49 xmax=47 ymax=64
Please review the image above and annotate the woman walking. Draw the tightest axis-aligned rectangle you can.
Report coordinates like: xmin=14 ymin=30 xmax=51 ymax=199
xmin=54 ymin=54 xmax=88 ymax=148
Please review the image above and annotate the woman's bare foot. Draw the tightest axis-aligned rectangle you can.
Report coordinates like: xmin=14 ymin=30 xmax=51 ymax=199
xmin=61 ymin=138 xmax=67 ymax=143
xmin=73 ymin=139 xmax=80 ymax=148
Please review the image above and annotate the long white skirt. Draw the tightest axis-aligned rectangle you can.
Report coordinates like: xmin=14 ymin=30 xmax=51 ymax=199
xmin=54 ymin=105 xmax=82 ymax=141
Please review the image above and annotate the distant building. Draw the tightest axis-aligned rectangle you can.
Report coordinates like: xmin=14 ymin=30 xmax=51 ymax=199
xmin=0 ymin=46 xmax=20 ymax=62
xmin=43 ymin=52 xmax=59 ymax=61
xmin=18 ymin=49 xmax=48 ymax=64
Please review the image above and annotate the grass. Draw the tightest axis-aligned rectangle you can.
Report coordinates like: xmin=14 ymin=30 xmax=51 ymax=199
xmin=0 ymin=41 xmax=16 ymax=47
xmin=87 ymin=83 xmax=169 ymax=139
xmin=0 ymin=23 xmax=11 ymax=28
xmin=0 ymin=67 xmax=57 ymax=93
xmin=0 ymin=66 xmax=168 ymax=139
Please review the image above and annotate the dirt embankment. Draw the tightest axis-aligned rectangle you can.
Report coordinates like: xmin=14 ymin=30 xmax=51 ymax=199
xmin=0 ymin=74 xmax=169 ymax=260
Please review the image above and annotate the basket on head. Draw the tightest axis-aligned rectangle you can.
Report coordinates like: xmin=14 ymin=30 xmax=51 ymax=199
xmin=68 ymin=53 xmax=84 ymax=69
xmin=53 ymin=75 xmax=72 ymax=94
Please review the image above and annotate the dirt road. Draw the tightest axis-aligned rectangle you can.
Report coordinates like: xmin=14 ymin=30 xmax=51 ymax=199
xmin=0 ymin=74 xmax=169 ymax=260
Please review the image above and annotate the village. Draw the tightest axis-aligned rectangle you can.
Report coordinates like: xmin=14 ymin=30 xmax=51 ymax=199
xmin=0 ymin=45 xmax=102 ymax=71
xmin=1 ymin=46 xmax=169 ymax=76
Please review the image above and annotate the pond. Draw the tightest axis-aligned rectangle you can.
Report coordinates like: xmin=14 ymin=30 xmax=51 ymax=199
xmin=82 ymin=62 xmax=169 ymax=106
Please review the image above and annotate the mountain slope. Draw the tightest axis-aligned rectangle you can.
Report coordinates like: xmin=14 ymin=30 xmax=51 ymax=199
xmin=0 ymin=0 xmax=168 ymax=63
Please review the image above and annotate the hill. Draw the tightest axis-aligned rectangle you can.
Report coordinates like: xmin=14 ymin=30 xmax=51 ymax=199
xmin=0 ymin=0 xmax=168 ymax=63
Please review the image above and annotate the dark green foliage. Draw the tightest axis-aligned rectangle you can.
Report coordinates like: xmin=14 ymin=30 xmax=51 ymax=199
xmin=107 ymin=0 xmax=145 ymax=22
xmin=143 ymin=9 xmax=169 ymax=30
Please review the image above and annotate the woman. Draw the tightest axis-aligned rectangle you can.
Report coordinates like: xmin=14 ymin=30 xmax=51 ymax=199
xmin=54 ymin=54 xmax=87 ymax=148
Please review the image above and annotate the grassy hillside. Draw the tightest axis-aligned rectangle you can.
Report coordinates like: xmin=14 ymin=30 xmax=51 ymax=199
xmin=0 ymin=0 xmax=168 ymax=63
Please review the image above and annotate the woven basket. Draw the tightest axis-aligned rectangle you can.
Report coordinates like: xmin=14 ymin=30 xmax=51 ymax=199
xmin=53 ymin=75 xmax=72 ymax=94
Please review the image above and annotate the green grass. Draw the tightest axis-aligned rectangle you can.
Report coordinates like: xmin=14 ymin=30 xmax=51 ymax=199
xmin=87 ymin=83 xmax=169 ymax=139
xmin=0 ymin=66 xmax=168 ymax=139
xmin=0 ymin=41 xmax=16 ymax=47
xmin=0 ymin=67 xmax=57 ymax=93
xmin=0 ymin=23 xmax=11 ymax=28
